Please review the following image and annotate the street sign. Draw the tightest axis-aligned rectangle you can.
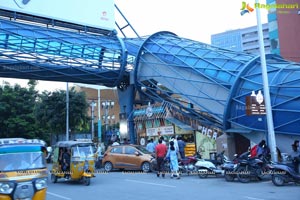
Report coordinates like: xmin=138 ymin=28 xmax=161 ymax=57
xmin=246 ymin=93 xmax=266 ymax=116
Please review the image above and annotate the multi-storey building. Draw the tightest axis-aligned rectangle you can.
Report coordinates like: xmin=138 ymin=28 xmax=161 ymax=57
xmin=267 ymin=0 xmax=300 ymax=62
xmin=211 ymin=23 xmax=271 ymax=55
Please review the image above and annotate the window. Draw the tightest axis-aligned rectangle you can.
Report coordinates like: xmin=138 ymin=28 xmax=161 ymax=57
xmin=124 ymin=147 xmax=136 ymax=155
xmin=110 ymin=147 xmax=122 ymax=154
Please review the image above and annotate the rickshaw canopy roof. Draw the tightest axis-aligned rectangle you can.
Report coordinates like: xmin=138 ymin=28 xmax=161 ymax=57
xmin=0 ymin=145 xmax=44 ymax=154
xmin=54 ymin=141 xmax=94 ymax=148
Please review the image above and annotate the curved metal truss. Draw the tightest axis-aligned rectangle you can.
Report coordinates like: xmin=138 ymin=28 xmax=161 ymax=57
xmin=124 ymin=31 xmax=300 ymax=135
xmin=0 ymin=18 xmax=127 ymax=87
xmin=1 ymin=16 xmax=300 ymax=136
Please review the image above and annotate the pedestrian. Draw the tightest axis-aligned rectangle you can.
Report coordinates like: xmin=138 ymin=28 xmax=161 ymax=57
xmin=62 ymin=148 xmax=71 ymax=178
xmin=166 ymin=141 xmax=180 ymax=179
xmin=177 ymin=136 xmax=186 ymax=159
xmin=155 ymin=139 xmax=167 ymax=178
xmin=58 ymin=148 xmax=64 ymax=170
xmin=123 ymin=138 xmax=129 ymax=144
xmin=112 ymin=138 xmax=120 ymax=146
xmin=293 ymin=140 xmax=299 ymax=152
xmin=146 ymin=138 xmax=155 ymax=153
xmin=256 ymin=140 xmax=270 ymax=159
xmin=159 ymin=136 xmax=167 ymax=145
xmin=290 ymin=140 xmax=300 ymax=173
xmin=169 ymin=135 xmax=180 ymax=159
xmin=169 ymin=136 xmax=179 ymax=152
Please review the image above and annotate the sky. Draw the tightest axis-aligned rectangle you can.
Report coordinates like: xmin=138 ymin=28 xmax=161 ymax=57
xmin=1 ymin=0 xmax=268 ymax=91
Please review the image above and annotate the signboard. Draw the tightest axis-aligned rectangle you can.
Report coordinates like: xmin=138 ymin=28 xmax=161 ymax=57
xmin=246 ymin=92 xmax=266 ymax=115
xmin=146 ymin=126 xmax=174 ymax=136
xmin=0 ymin=0 xmax=115 ymax=31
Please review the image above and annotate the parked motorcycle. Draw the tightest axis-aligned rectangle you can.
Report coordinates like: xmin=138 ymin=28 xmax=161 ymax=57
xmin=235 ymin=153 xmax=271 ymax=183
xmin=195 ymin=151 xmax=229 ymax=178
xmin=222 ymin=152 xmax=251 ymax=182
xmin=271 ymin=157 xmax=300 ymax=186
xmin=178 ymin=155 xmax=199 ymax=175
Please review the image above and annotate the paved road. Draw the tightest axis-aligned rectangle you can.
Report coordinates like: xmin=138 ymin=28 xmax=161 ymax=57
xmin=46 ymin=169 xmax=300 ymax=200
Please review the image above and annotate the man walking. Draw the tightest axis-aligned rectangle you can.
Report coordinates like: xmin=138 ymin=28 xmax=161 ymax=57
xmin=155 ymin=139 xmax=167 ymax=178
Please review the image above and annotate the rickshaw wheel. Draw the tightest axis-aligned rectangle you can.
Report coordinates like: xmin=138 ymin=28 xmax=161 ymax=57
xmin=83 ymin=177 xmax=90 ymax=186
xmin=51 ymin=174 xmax=57 ymax=183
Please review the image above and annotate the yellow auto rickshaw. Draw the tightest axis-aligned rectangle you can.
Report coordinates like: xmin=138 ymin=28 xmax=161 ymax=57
xmin=0 ymin=138 xmax=48 ymax=200
xmin=50 ymin=140 xmax=96 ymax=186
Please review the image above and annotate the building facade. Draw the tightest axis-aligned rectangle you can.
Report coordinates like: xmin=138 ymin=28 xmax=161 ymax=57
xmin=74 ymin=85 xmax=121 ymax=143
xmin=211 ymin=23 xmax=271 ymax=55
xmin=267 ymin=0 xmax=300 ymax=62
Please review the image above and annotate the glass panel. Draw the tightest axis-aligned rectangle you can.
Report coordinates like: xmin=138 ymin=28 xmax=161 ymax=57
xmin=0 ymin=152 xmax=46 ymax=171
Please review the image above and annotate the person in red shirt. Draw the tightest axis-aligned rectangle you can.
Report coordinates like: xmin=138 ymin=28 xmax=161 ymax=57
xmin=155 ymin=138 xmax=168 ymax=178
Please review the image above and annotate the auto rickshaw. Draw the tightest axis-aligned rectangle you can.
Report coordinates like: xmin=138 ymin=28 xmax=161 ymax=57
xmin=0 ymin=138 xmax=48 ymax=200
xmin=50 ymin=140 xmax=96 ymax=186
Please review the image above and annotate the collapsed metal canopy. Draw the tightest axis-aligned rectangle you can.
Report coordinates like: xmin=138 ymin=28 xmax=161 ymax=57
xmin=0 ymin=17 xmax=127 ymax=87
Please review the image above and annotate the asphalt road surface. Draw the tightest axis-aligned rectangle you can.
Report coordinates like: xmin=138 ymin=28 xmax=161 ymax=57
xmin=46 ymin=169 xmax=300 ymax=200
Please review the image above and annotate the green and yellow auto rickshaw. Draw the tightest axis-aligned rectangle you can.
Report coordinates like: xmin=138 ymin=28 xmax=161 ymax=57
xmin=0 ymin=138 xmax=48 ymax=200
xmin=50 ymin=140 xmax=96 ymax=186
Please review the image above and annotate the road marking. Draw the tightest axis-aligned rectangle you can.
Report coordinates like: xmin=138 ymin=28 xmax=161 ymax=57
xmin=125 ymin=179 xmax=176 ymax=188
xmin=244 ymin=196 xmax=265 ymax=200
xmin=47 ymin=192 xmax=72 ymax=200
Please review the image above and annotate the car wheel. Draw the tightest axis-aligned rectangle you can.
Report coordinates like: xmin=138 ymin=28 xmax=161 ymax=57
xmin=104 ymin=162 xmax=113 ymax=172
xmin=141 ymin=162 xmax=151 ymax=173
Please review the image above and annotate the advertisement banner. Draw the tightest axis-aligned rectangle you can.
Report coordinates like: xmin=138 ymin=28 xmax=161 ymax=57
xmin=146 ymin=126 xmax=174 ymax=136
xmin=0 ymin=0 xmax=115 ymax=31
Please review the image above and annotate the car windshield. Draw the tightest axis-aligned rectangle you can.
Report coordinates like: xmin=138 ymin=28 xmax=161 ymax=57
xmin=135 ymin=146 xmax=151 ymax=154
xmin=0 ymin=152 xmax=46 ymax=171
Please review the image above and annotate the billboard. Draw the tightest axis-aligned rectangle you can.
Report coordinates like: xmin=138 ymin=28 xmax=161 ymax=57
xmin=0 ymin=0 xmax=115 ymax=31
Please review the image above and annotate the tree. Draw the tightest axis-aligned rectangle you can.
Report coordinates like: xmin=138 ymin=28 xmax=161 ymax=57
xmin=35 ymin=87 xmax=90 ymax=142
xmin=0 ymin=80 xmax=40 ymax=138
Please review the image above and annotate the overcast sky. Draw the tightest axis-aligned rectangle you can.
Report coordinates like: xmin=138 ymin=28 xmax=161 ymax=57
xmin=1 ymin=0 xmax=268 ymax=91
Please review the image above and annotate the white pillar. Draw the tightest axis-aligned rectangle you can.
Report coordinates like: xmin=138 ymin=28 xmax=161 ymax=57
xmin=255 ymin=0 xmax=277 ymax=162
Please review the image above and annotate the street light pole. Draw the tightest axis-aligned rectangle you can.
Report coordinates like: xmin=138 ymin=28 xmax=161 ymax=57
xmin=66 ymin=82 xmax=69 ymax=141
xmin=90 ymin=101 xmax=96 ymax=140
xmin=98 ymin=88 xmax=102 ymax=143
xmin=255 ymin=0 xmax=277 ymax=162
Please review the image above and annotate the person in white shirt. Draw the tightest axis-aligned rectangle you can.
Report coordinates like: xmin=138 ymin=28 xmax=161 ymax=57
xmin=112 ymin=139 xmax=120 ymax=146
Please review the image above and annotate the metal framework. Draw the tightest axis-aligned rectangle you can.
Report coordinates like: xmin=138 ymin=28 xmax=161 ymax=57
xmin=0 ymin=9 xmax=300 ymax=136
xmin=0 ymin=16 xmax=127 ymax=87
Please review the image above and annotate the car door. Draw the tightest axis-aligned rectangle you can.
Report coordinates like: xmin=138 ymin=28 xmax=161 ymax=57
xmin=122 ymin=146 xmax=140 ymax=169
xmin=109 ymin=146 xmax=124 ymax=168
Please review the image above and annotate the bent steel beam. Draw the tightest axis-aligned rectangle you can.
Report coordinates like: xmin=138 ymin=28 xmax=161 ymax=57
xmin=124 ymin=31 xmax=300 ymax=135
xmin=0 ymin=18 xmax=127 ymax=87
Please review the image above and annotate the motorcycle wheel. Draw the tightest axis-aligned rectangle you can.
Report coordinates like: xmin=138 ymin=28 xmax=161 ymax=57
xmin=224 ymin=171 xmax=235 ymax=182
xmin=272 ymin=174 xmax=285 ymax=186
xmin=198 ymin=168 xmax=209 ymax=178
xmin=236 ymin=166 xmax=251 ymax=183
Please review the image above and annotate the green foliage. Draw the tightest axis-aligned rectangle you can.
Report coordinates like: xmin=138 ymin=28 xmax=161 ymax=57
xmin=35 ymin=86 xmax=90 ymax=138
xmin=0 ymin=80 xmax=90 ymax=144
xmin=0 ymin=81 xmax=39 ymax=138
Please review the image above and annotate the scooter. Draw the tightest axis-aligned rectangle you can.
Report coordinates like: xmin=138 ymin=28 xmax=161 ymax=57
xmin=271 ymin=157 xmax=300 ymax=186
xmin=195 ymin=151 xmax=229 ymax=178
